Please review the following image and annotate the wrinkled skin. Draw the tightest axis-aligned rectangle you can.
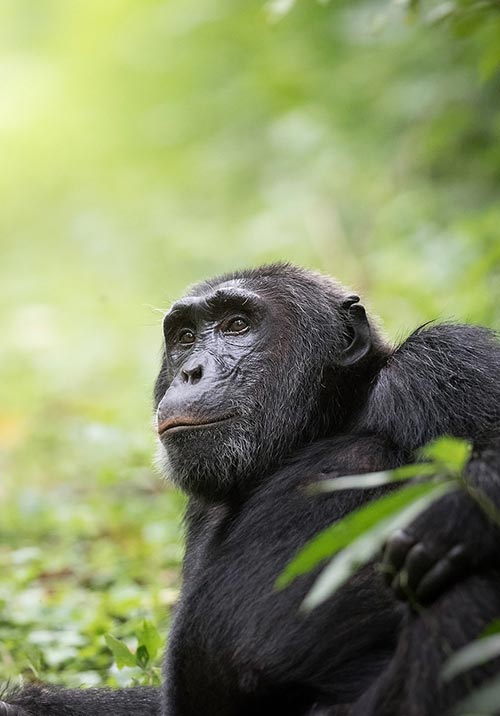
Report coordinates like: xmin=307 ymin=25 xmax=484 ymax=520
xmin=153 ymin=270 xmax=368 ymax=499
xmin=3 ymin=263 xmax=500 ymax=716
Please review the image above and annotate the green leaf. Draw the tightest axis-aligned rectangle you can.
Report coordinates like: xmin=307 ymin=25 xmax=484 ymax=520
xmin=137 ymin=620 xmax=162 ymax=662
xmin=136 ymin=645 xmax=150 ymax=670
xmin=481 ymin=619 xmax=500 ymax=638
xmin=442 ymin=634 xmax=500 ymax=682
xmin=301 ymin=482 xmax=455 ymax=611
xmin=455 ymin=674 xmax=500 ymax=715
xmin=421 ymin=437 xmax=471 ymax=473
xmin=310 ymin=463 xmax=437 ymax=493
xmin=22 ymin=643 xmax=43 ymax=678
xmin=104 ymin=634 xmax=136 ymax=669
xmin=277 ymin=480 xmax=455 ymax=590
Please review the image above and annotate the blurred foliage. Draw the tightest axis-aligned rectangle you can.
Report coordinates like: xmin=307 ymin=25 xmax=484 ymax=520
xmin=0 ymin=0 xmax=499 ymax=689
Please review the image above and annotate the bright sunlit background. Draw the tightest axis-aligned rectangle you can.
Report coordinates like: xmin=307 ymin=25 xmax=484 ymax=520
xmin=1 ymin=0 xmax=500 ymax=688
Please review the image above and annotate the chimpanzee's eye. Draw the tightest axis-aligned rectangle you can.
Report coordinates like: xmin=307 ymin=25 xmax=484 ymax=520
xmin=223 ymin=316 xmax=249 ymax=335
xmin=178 ymin=329 xmax=196 ymax=346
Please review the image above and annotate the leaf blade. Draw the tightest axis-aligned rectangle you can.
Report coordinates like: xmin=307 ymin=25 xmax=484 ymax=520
xmin=302 ymin=481 xmax=455 ymax=610
xmin=104 ymin=634 xmax=136 ymax=669
xmin=455 ymin=674 xmax=500 ymax=715
xmin=442 ymin=634 xmax=500 ymax=682
xmin=277 ymin=480 xmax=454 ymax=590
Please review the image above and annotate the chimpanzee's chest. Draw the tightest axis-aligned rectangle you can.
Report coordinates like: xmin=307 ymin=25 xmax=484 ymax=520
xmin=164 ymin=474 xmax=400 ymax=716
xmin=167 ymin=504 xmax=314 ymax=714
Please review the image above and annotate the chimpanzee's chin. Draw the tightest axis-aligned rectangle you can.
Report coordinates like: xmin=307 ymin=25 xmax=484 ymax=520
xmin=156 ymin=433 xmax=252 ymax=500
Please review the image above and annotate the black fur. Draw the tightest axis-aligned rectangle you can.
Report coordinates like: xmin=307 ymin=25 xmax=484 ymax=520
xmin=3 ymin=263 xmax=500 ymax=716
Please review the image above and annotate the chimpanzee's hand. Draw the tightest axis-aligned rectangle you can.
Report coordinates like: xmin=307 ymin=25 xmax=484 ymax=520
xmin=381 ymin=490 xmax=500 ymax=605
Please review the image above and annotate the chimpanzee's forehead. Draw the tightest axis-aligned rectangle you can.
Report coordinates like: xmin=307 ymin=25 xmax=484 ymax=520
xmin=203 ymin=278 xmax=246 ymax=293
xmin=189 ymin=276 xmax=253 ymax=297
xmin=185 ymin=278 xmax=258 ymax=303
xmin=178 ymin=265 xmax=349 ymax=313
xmin=165 ymin=282 xmax=264 ymax=324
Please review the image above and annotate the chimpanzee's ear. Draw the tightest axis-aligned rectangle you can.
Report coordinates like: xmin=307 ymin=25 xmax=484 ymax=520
xmin=338 ymin=295 xmax=372 ymax=367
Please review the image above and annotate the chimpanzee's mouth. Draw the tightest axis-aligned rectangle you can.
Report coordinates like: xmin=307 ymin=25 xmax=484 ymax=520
xmin=157 ymin=414 xmax=235 ymax=436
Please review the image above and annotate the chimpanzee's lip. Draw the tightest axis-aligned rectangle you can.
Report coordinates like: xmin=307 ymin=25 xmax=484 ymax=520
xmin=157 ymin=414 xmax=235 ymax=436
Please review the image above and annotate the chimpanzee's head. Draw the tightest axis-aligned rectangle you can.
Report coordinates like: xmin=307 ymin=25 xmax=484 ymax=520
xmin=154 ymin=263 xmax=386 ymax=501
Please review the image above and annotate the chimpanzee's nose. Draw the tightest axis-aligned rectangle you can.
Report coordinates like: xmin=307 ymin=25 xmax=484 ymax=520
xmin=181 ymin=364 xmax=203 ymax=385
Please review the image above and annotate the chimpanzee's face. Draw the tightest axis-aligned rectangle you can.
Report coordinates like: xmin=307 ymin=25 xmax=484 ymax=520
xmin=153 ymin=267 xmax=371 ymax=501
xmin=154 ymin=280 xmax=282 ymax=499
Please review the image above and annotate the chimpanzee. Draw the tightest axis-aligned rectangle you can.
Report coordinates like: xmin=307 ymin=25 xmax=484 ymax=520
xmin=3 ymin=263 xmax=500 ymax=716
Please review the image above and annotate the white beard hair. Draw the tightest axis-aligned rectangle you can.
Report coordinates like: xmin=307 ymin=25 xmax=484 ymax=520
xmin=153 ymin=429 xmax=256 ymax=496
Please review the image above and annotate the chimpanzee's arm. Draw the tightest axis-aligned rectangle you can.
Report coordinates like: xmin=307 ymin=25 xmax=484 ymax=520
xmin=361 ymin=323 xmax=500 ymax=603
xmin=0 ymin=684 xmax=160 ymax=716
xmin=362 ymin=323 xmax=500 ymax=451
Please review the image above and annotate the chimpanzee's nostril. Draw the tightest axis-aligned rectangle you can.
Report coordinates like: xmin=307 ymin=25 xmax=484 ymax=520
xmin=181 ymin=365 xmax=203 ymax=385
xmin=191 ymin=366 xmax=202 ymax=384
